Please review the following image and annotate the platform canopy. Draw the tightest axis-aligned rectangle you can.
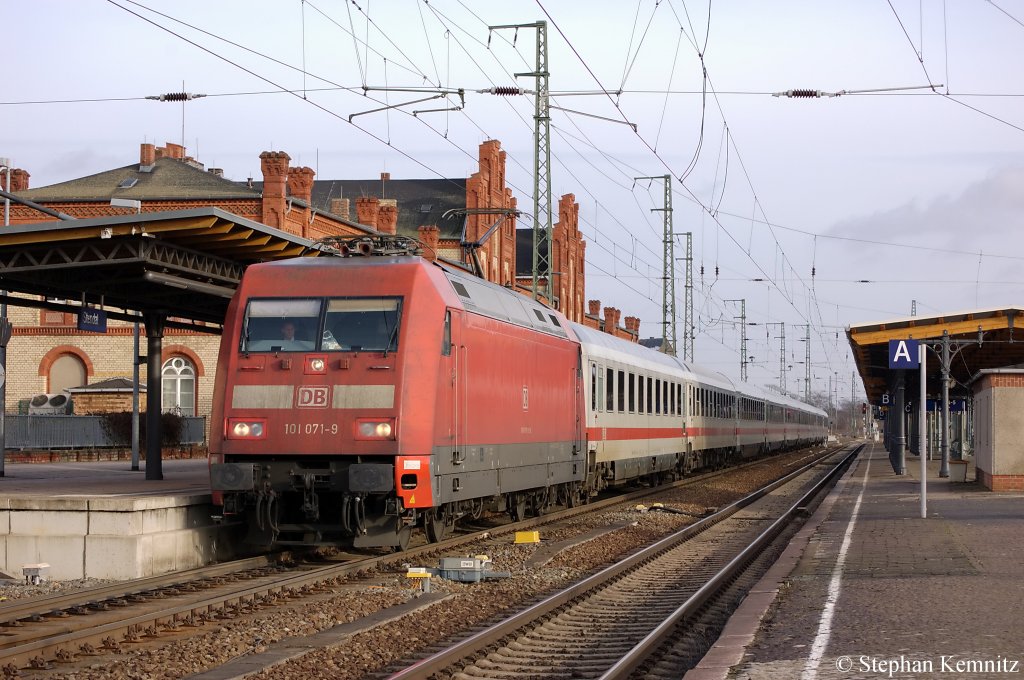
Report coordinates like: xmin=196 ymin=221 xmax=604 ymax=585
xmin=0 ymin=207 xmax=332 ymax=329
xmin=848 ymin=306 xmax=1024 ymax=404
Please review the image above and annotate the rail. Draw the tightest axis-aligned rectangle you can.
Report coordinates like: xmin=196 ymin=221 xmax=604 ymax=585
xmin=386 ymin=444 xmax=861 ymax=679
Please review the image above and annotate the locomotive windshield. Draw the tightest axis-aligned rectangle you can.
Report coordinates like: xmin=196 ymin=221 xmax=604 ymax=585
xmin=240 ymin=297 xmax=401 ymax=353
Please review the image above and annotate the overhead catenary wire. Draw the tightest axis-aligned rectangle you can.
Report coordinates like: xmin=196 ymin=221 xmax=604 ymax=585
xmin=73 ymin=0 xmax=991 ymax=394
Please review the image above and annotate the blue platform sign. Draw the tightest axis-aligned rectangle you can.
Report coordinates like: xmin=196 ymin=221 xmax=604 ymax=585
xmin=77 ymin=307 xmax=107 ymax=333
xmin=927 ymin=399 xmax=966 ymax=412
xmin=888 ymin=339 xmax=920 ymax=369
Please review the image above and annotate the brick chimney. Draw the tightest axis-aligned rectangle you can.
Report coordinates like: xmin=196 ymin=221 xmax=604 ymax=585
xmin=9 ymin=168 xmax=30 ymax=192
xmin=259 ymin=151 xmax=291 ymax=230
xmin=418 ymin=225 xmax=440 ymax=262
xmin=207 ymin=168 xmax=224 ymax=178
xmin=140 ymin=143 xmax=156 ymax=167
xmin=355 ymin=196 xmax=380 ymax=229
xmin=588 ymin=300 xmax=601 ymax=317
xmin=287 ymin=166 xmax=315 ymax=204
xmin=164 ymin=142 xmax=186 ymax=159
xmin=378 ymin=199 xmax=398 ymax=235
xmin=330 ymin=198 xmax=351 ymax=220
xmin=624 ymin=316 xmax=640 ymax=335
xmin=604 ymin=307 xmax=621 ymax=333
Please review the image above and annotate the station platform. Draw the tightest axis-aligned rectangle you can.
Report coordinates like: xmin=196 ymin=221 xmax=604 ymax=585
xmin=0 ymin=459 xmax=245 ymax=581
xmin=688 ymin=442 xmax=1023 ymax=680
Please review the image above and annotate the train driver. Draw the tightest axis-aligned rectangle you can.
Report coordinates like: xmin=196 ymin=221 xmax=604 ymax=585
xmin=277 ymin=320 xmax=314 ymax=350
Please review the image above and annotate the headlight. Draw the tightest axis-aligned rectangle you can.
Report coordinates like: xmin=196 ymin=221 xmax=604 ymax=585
xmin=354 ymin=418 xmax=396 ymax=440
xmin=227 ymin=419 xmax=267 ymax=439
xmin=305 ymin=355 xmax=328 ymax=374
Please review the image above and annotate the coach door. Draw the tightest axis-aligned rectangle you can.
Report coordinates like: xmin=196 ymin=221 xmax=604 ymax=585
xmin=574 ymin=348 xmax=584 ymax=455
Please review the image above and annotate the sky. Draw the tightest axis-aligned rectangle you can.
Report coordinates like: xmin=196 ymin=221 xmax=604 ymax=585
xmin=4 ymin=0 xmax=1024 ymax=405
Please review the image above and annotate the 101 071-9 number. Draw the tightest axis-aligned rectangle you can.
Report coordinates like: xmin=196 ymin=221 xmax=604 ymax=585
xmin=283 ymin=423 xmax=339 ymax=435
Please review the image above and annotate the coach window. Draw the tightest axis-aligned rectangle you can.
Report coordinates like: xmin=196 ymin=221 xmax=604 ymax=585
xmin=664 ymin=381 xmax=670 ymax=416
xmin=162 ymin=357 xmax=195 ymax=416
xmin=677 ymin=384 xmax=683 ymax=416
xmin=638 ymin=374 xmax=645 ymax=415
xmin=591 ymin=363 xmax=598 ymax=411
xmin=617 ymin=370 xmax=625 ymax=412
xmin=596 ymin=365 xmax=604 ymax=412
xmin=602 ymin=366 xmax=610 ymax=409
xmin=654 ymin=379 xmax=661 ymax=415
xmin=647 ymin=377 xmax=654 ymax=414
xmin=628 ymin=372 xmax=636 ymax=413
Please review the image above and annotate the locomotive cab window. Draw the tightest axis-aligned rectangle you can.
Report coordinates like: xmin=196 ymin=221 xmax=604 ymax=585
xmin=240 ymin=298 xmax=321 ymax=352
xmin=240 ymin=297 xmax=401 ymax=353
xmin=323 ymin=298 xmax=401 ymax=352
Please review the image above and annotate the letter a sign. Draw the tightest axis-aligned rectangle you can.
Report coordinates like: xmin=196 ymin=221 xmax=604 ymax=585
xmin=888 ymin=339 xmax=920 ymax=369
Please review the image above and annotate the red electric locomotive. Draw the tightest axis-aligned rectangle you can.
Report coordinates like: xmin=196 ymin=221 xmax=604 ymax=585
xmin=209 ymin=237 xmax=585 ymax=549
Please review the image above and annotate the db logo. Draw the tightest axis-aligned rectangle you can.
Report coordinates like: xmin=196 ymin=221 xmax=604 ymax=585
xmin=296 ymin=386 xmax=330 ymax=408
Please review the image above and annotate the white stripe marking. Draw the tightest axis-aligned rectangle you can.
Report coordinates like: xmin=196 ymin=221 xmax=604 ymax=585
xmin=801 ymin=448 xmax=872 ymax=680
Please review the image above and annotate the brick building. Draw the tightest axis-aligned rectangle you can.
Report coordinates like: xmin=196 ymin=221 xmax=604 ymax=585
xmin=2 ymin=139 xmax=639 ymax=423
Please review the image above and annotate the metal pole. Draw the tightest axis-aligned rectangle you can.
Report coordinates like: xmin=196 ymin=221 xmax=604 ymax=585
xmin=851 ymin=371 xmax=855 ymax=437
xmin=2 ymin=160 xmax=9 ymax=226
xmin=0 ymin=162 xmax=9 ymax=477
xmin=684 ymin=232 xmax=693 ymax=362
xmin=132 ymin=321 xmax=141 ymax=471
xmin=490 ymin=22 xmax=551 ymax=303
xmin=144 ymin=312 xmax=165 ymax=480
xmin=920 ymin=343 xmax=927 ymax=518
xmin=804 ymin=324 xmax=811 ymax=403
xmin=0 ymin=299 xmax=8 ymax=478
xmin=636 ymin=175 xmax=675 ymax=356
xmin=940 ymin=331 xmax=950 ymax=478
xmin=662 ymin=178 xmax=675 ymax=356
xmin=779 ymin=323 xmax=786 ymax=395
xmin=895 ymin=372 xmax=906 ymax=474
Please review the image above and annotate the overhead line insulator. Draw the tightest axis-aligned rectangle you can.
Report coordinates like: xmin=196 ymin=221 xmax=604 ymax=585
xmin=486 ymin=86 xmax=526 ymax=96
xmin=146 ymin=92 xmax=206 ymax=102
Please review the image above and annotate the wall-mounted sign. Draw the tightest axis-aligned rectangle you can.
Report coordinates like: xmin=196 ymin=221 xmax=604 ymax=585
xmin=77 ymin=307 xmax=107 ymax=333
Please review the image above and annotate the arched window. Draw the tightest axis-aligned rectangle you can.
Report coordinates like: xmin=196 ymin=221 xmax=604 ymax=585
xmin=161 ymin=356 xmax=196 ymax=416
xmin=50 ymin=354 xmax=86 ymax=393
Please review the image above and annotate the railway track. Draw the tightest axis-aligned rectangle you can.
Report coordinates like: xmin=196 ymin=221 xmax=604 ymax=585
xmin=382 ymin=443 xmax=861 ymax=680
xmin=0 ymin=445 xmax=844 ymax=675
